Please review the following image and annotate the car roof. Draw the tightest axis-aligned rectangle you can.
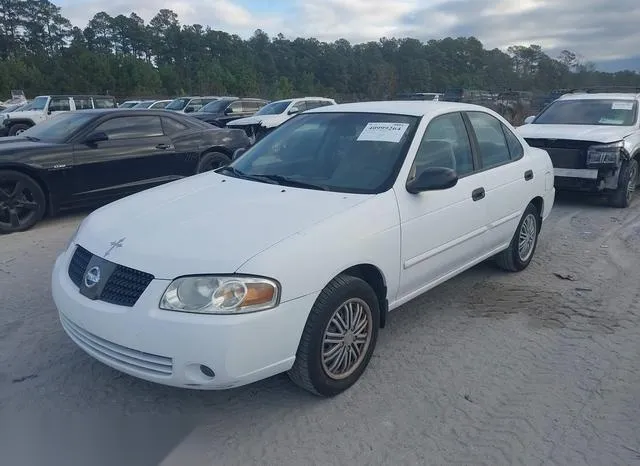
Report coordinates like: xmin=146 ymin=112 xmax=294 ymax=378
xmin=306 ymin=100 xmax=489 ymax=117
xmin=558 ymin=93 xmax=640 ymax=101
xmin=66 ymin=109 xmax=190 ymax=117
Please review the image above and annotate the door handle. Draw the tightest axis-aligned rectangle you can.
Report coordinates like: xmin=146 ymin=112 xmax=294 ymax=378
xmin=524 ymin=169 xmax=534 ymax=181
xmin=156 ymin=143 xmax=173 ymax=150
xmin=472 ymin=187 xmax=485 ymax=201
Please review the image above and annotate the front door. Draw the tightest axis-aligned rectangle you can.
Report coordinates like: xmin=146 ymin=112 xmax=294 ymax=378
xmin=72 ymin=115 xmax=177 ymax=203
xmin=396 ymin=111 xmax=489 ymax=299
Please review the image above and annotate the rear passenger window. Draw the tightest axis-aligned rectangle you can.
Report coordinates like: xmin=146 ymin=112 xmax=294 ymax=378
xmin=162 ymin=117 xmax=188 ymax=135
xmin=501 ymin=123 xmax=524 ymax=160
xmin=466 ymin=112 xmax=511 ymax=168
xmin=73 ymin=98 xmax=93 ymax=110
xmin=410 ymin=112 xmax=475 ymax=178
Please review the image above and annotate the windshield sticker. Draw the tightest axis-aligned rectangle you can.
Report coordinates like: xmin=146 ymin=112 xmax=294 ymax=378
xmin=611 ymin=101 xmax=634 ymax=110
xmin=599 ymin=118 xmax=624 ymax=125
xmin=357 ymin=122 xmax=410 ymax=143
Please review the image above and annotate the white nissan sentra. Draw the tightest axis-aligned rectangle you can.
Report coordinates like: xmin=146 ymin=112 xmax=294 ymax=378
xmin=52 ymin=101 xmax=555 ymax=397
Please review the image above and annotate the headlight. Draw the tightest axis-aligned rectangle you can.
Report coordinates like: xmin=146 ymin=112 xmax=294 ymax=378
xmin=160 ymin=275 xmax=280 ymax=314
xmin=587 ymin=141 xmax=624 ymax=167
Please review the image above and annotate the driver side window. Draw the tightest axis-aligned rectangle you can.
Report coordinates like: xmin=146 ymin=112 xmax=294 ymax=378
xmin=409 ymin=112 xmax=474 ymax=181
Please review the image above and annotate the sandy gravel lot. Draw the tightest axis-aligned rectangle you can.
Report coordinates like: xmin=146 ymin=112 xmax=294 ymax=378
xmin=1 ymin=193 xmax=639 ymax=466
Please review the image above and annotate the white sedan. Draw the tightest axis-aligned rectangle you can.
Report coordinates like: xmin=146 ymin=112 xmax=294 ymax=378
xmin=51 ymin=101 xmax=555 ymax=397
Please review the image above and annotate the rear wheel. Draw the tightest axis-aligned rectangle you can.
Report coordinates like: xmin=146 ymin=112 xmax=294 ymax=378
xmin=495 ymin=202 xmax=540 ymax=272
xmin=0 ymin=170 xmax=46 ymax=234
xmin=608 ymin=158 xmax=638 ymax=208
xmin=196 ymin=151 xmax=231 ymax=174
xmin=8 ymin=123 xmax=31 ymax=136
xmin=288 ymin=274 xmax=380 ymax=397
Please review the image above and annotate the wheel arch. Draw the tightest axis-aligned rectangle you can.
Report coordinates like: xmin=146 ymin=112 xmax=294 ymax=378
xmin=0 ymin=163 xmax=53 ymax=215
xmin=7 ymin=119 xmax=35 ymax=128
xmin=336 ymin=263 xmax=389 ymax=329
xmin=530 ymin=195 xmax=544 ymax=221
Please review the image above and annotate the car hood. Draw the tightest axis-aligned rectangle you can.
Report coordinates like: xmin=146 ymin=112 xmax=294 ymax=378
xmin=4 ymin=110 xmax=40 ymax=120
xmin=517 ymin=123 xmax=634 ymax=143
xmin=0 ymin=137 xmax=59 ymax=155
xmin=227 ymin=114 xmax=285 ymax=128
xmin=74 ymin=173 xmax=371 ymax=279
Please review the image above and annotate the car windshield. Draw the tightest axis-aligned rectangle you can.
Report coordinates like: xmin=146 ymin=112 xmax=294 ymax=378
xmin=28 ymin=96 xmax=48 ymax=111
xmin=199 ymin=100 xmax=231 ymax=113
xmin=18 ymin=112 xmax=96 ymax=142
xmin=165 ymin=98 xmax=190 ymax=110
xmin=225 ymin=112 xmax=419 ymax=194
xmin=533 ymin=99 xmax=638 ymax=126
xmin=132 ymin=101 xmax=154 ymax=108
xmin=254 ymin=100 xmax=292 ymax=116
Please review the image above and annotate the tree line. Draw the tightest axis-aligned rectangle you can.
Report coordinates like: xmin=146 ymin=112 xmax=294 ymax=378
xmin=1 ymin=0 xmax=639 ymax=102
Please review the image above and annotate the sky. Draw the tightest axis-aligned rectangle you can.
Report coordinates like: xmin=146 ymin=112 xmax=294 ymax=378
xmin=56 ymin=0 xmax=640 ymax=67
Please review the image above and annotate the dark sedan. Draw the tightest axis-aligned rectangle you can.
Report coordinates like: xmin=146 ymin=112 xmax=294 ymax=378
xmin=0 ymin=109 xmax=251 ymax=234
xmin=190 ymin=97 xmax=268 ymax=127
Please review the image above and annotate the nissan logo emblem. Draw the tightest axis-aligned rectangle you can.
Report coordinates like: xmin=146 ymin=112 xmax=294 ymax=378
xmin=84 ymin=266 xmax=101 ymax=288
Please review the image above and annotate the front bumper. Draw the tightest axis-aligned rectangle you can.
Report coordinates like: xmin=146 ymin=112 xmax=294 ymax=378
xmin=51 ymin=245 xmax=317 ymax=390
xmin=553 ymin=167 xmax=620 ymax=192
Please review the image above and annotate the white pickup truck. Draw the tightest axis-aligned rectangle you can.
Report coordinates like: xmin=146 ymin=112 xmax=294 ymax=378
xmin=1 ymin=94 xmax=117 ymax=136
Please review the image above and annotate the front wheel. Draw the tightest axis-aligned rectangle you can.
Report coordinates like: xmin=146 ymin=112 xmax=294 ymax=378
xmin=288 ymin=274 xmax=380 ymax=397
xmin=608 ymin=158 xmax=638 ymax=208
xmin=8 ymin=123 xmax=31 ymax=136
xmin=0 ymin=170 xmax=47 ymax=234
xmin=495 ymin=202 xmax=540 ymax=272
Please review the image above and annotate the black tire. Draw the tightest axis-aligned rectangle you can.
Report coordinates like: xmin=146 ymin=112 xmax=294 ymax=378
xmin=0 ymin=170 xmax=46 ymax=234
xmin=608 ymin=158 xmax=638 ymax=208
xmin=8 ymin=123 xmax=31 ymax=136
xmin=288 ymin=274 xmax=380 ymax=397
xmin=495 ymin=202 xmax=540 ymax=272
xmin=196 ymin=151 xmax=231 ymax=174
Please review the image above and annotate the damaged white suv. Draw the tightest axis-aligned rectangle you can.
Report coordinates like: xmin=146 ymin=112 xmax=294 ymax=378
xmin=518 ymin=88 xmax=640 ymax=208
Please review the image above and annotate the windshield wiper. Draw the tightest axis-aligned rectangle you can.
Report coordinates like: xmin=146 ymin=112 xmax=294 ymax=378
xmin=250 ymin=174 xmax=327 ymax=191
xmin=216 ymin=166 xmax=279 ymax=184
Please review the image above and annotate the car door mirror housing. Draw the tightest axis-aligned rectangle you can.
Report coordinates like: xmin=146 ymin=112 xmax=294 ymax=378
xmin=85 ymin=131 xmax=109 ymax=145
xmin=232 ymin=147 xmax=247 ymax=160
xmin=225 ymin=107 xmax=234 ymax=115
xmin=406 ymin=167 xmax=458 ymax=194
xmin=523 ymin=115 xmax=536 ymax=124
xmin=288 ymin=106 xmax=300 ymax=115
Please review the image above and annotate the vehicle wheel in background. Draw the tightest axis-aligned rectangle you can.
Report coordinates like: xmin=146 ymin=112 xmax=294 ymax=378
xmin=494 ymin=202 xmax=540 ymax=272
xmin=196 ymin=151 xmax=231 ymax=174
xmin=608 ymin=158 xmax=638 ymax=208
xmin=0 ymin=170 xmax=47 ymax=234
xmin=8 ymin=123 xmax=31 ymax=136
xmin=288 ymin=274 xmax=380 ymax=397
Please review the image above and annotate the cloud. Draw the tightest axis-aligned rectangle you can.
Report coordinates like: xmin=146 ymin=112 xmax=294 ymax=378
xmin=58 ymin=0 xmax=640 ymax=62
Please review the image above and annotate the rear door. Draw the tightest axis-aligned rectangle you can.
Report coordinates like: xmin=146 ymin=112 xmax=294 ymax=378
xmin=71 ymin=115 xmax=178 ymax=201
xmin=463 ymin=110 xmax=531 ymax=251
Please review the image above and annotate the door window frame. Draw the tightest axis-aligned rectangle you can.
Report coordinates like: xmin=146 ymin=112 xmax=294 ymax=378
xmin=91 ymin=115 xmax=165 ymax=141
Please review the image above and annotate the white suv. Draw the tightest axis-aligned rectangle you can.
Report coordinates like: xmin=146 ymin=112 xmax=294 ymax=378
xmin=518 ymin=88 xmax=640 ymax=207
xmin=227 ymin=96 xmax=336 ymax=143
xmin=2 ymin=94 xmax=117 ymax=136
xmin=52 ymin=101 xmax=554 ymax=396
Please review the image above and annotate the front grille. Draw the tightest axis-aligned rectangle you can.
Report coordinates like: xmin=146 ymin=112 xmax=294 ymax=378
xmin=68 ymin=245 xmax=154 ymax=307
xmin=60 ymin=314 xmax=173 ymax=377
xmin=525 ymin=138 xmax=597 ymax=169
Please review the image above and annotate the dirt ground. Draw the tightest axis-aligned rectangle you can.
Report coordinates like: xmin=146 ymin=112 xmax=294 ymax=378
xmin=1 ymin=192 xmax=639 ymax=466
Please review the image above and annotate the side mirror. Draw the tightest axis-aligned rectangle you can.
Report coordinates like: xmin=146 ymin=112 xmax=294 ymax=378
xmin=184 ymin=106 xmax=194 ymax=113
xmin=232 ymin=147 xmax=247 ymax=160
xmin=224 ymin=107 xmax=234 ymax=115
xmin=85 ymin=131 xmax=109 ymax=145
xmin=288 ymin=106 xmax=300 ymax=115
xmin=523 ymin=115 xmax=536 ymax=124
xmin=406 ymin=167 xmax=458 ymax=194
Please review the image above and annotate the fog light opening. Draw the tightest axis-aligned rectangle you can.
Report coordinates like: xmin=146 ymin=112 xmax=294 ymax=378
xmin=199 ymin=364 xmax=215 ymax=378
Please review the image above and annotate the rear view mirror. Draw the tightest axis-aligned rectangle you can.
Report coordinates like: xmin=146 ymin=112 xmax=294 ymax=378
xmin=232 ymin=148 xmax=247 ymax=160
xmin=524 ymin=115 xmax=536 ymax=124
xmin=85 ymin=131 xmax=109 ymax=145
xmin=406 ymin=167 xmax=458 ymax=194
